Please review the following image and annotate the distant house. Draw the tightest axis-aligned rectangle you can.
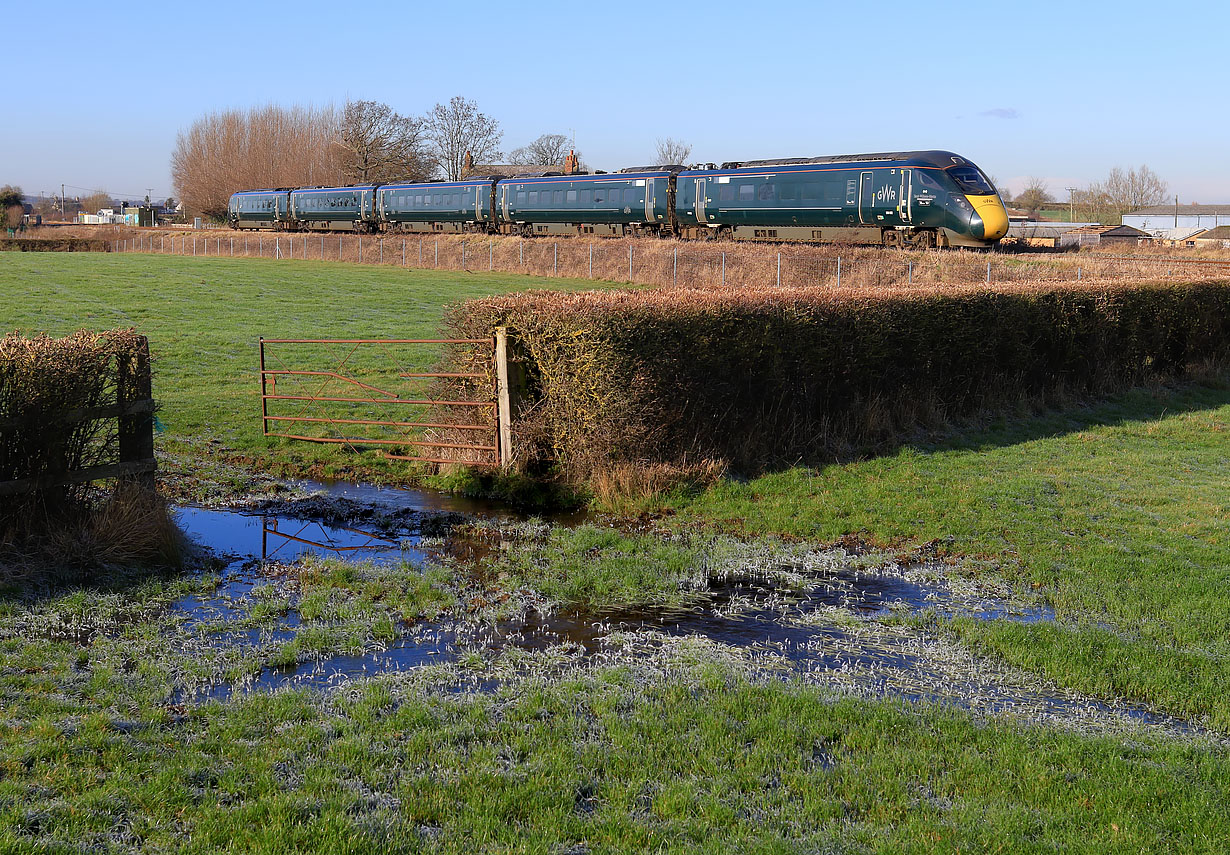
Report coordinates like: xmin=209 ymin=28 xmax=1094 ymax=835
xmin=1148 ymin=227 xmax=1208 ymax=247
xmin=1123 ymin=204 xmax=1230 ymax=233
xmin=1059 ymin=224 xmax=1150 ymax=248
xmin=1191 ymin=225 xmax=1230 ymax=248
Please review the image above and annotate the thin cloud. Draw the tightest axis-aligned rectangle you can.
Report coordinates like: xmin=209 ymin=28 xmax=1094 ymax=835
xmin=979 ymin=108 xmax=1020 ymax=120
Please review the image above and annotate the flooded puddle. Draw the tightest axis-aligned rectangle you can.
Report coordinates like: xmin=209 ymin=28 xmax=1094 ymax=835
xmin=168 ymin=492 xmax=1206 ymax=741
xmin=174 ymin=506 xmax=426 ymax=566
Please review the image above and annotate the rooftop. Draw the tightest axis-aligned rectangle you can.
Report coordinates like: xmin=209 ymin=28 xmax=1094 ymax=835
xmin=1126 ymin=204 xmax=1230 ymax=216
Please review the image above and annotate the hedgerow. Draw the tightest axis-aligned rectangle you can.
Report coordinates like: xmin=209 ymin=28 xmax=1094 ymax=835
xmin=0 ymin=329 xmax=148 ymax=542
xmin=442 ymin=280 xmax=1230 ymax=477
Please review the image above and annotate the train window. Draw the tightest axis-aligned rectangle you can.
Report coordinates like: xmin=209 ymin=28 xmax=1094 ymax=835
xmin=779 ymin=183 xmax=797 ymax=201
xmin=554 ymin=190 xmax=564 ymax=205
xmin=528 ymin=191 xmax=538 ymax=204
xmin=738 ymin=184 xmax=754 ymax=202
xmin=915 ymin=170 xmax=943 ymax=190
xmin=580 ymin=189 xmax=592 ymax=204
xmin=719 ymin=184 xmax=734 ymax=203
xmin=823 ymin=182 xmax=844 ymax=204
xmin=517 ymin=191 xmax=526 ymax=205
xmin=947 ymin=166 xmax=995 ymax=195
xmin=431 ymin=194 xmax=440 ymax=205
xmin=758 ymin=183 xmax=775 ymax=201
xmin=566 ymin=190 xmax=577 ymax=203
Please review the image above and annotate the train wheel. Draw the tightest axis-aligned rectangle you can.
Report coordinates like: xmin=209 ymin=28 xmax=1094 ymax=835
xmin=882 ymin=230 xmax=903 ymax=248
xmin=910 ymin=230 xmax=935 ymax=249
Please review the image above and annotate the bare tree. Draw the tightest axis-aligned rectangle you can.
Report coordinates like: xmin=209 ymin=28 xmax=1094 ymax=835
xmin=78 ymin=190 xmax=112 ymax=215
xmin=423 ymin=96 xmax=502 ymax=181
xmin=509 ymin=133 xmax=577 ymax=167
xmin=654 ymin=137 xmax=692 ymax=166
xmin=335 ymin=100 xmax=427 ymax=183
xmin=1097 ymin=165 xmax=1168 ymax=222
xmin=1070 ymin=165 xmax=1167 ymax=225
xmin=1014 ymin=177 xmax=1053 ymax=218
xmin=171 ymin=104 xmax=347 ymax=218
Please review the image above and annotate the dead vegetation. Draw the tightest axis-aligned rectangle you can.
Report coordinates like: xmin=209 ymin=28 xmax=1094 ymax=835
xmin=0 ymin=330 xmax=180 ymax=576
xmin=71 ymin=224 xmax=1230 ymax=290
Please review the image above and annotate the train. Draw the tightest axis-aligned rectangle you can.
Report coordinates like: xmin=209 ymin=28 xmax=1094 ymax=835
xmin=227 ymin=149 xmax=1009 ymax=249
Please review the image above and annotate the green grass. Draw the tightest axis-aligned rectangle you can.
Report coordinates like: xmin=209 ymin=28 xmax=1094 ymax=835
xmin=658 ymin=379 xmax=1230 ymax=728
xmin=2 ymin=564 xmax=1228 ymax=853
xmin=0 ymin=252 xmax=605 ymax=483
xmin=4 ymin=251 xmax=1230 ymax=846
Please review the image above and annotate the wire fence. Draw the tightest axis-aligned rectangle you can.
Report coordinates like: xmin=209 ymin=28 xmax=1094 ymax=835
xmin=107 ymin=231 xmax=1230 ymax=291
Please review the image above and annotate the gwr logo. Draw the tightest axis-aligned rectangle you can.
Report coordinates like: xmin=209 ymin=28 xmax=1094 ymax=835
xmin=874 ymin=186 xmax=898 ymax=203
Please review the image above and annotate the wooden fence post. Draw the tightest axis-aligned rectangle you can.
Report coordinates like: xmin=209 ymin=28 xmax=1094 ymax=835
xmin=117 ymin=335 xmax=155 ymax=490
xmin=494 ymin=327 xmax=524 ymax=469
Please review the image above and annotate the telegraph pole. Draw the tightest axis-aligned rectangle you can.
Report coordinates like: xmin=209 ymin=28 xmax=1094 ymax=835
xmin=1066 ymin=187 xmax=1077 ymax=223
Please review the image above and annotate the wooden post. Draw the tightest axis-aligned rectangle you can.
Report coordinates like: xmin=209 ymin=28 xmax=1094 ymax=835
xmin=117 ymin=336 xmax=155 ymax=491
xmin=494 ymin=327 xmax=523 ymax=469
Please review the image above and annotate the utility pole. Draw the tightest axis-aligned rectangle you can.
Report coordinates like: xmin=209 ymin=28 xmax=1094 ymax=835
xmin=146 ymin=188 xmax=154 ymax=227
xmin=1174 ymin=195 xmax=1179 ymax=228
xmin=61 ymin=183 xmax=65 ymax=218
xmin=1066 ymin=188 xmax=1077 ymax=223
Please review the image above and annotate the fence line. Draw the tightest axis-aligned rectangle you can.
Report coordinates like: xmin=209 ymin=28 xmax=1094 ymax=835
xmin=107 ymin=233 xmax=1226 ymax=291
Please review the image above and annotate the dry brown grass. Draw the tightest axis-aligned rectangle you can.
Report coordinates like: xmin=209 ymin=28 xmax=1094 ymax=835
xmin=589 ymin=458 xmax=728 ymax=514
xmin=54 ymin=224 xmax=1230 ymax=290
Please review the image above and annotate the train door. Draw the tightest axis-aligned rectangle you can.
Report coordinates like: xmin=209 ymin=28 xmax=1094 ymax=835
xmin=475 ymin=186 xmax=484 ymax=222
xmin=858 ymin=172 xmax=875 ymax=224
xmin=501 ymin=185 xmax=509 ymax=222
xmin=644 ymin=180 xmax=654 ymax=223
xmin=695 ymin=178 xmax=707 ymax=224
xmin=899 ymin=170 xmax=912 ymax=224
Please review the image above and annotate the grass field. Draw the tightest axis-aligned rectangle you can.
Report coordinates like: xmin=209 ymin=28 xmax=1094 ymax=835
xmin=0 ymin=252 xmax=606 ymax=484
xmin=2 ymin=251 xmax=1228 ymax=850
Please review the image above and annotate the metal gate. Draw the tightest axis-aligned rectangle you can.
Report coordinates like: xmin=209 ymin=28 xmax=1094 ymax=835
xmin=259 ymin=337 xmax=504 ymax=466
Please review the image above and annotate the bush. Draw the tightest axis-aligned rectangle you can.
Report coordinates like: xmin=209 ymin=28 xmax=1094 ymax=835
xmin=442 ymin=280 xmax=1230 ymax=478
xmin=0 ymin=237 xmax=109 ymax=252
xmin=0 ymin=329 xmax=149 ymax=542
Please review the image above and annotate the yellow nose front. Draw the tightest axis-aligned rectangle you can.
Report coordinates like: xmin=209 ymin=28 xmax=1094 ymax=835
xmin=968 ymin=194 xmax=1009 ymax=241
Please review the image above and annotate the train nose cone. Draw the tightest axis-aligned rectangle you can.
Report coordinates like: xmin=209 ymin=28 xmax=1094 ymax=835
xmin=968 ymin=195 xmax=1009 ymax=241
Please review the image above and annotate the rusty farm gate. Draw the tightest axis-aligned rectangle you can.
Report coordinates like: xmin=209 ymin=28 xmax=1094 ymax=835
xmin=259 ymin=333 xmax=518 ymax=467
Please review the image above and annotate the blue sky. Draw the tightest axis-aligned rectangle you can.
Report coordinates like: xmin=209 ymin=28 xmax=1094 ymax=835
xmin=4 ymin=0 xmax=1225 ymax=204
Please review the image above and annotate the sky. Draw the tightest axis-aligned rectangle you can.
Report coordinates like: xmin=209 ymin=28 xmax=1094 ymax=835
xmin=3 ymin=0 xmax=1225 ymax=205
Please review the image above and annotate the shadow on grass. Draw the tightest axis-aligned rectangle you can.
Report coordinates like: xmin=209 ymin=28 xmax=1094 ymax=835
xmin=794 ymin=371 xmax=1230 ymax=478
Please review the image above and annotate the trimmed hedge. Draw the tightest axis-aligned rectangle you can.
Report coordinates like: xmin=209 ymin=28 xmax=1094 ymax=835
xmin=443 ymin=281 xmax=1230 ymax=476
xmin=0 ymin=237 xmax=110 ymax=252
xmin=0 ymin=329 xmax=147 ymax=539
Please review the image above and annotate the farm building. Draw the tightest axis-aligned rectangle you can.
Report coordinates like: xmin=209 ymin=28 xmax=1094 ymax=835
xmin=1059 ymin=224 xmax=1150 ymax=248
xmin=1007 ymin=221 xmax=1100 ymax=247
xmin=1191 ymin=225 xmax=1230 ymax=248
xmin=1148 ymin=227 xmax=1208 ymax=247
xmin=1123 ymin=204 xmax=1230 ymax=233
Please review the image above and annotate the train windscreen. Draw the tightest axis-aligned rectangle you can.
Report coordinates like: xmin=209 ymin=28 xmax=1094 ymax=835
xmin=947 ymin=166 xmax=997 ymax=195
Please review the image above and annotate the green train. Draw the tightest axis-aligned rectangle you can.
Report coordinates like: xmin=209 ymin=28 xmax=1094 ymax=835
xmin=227 ymin=149 xmax=1008 ymax=248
